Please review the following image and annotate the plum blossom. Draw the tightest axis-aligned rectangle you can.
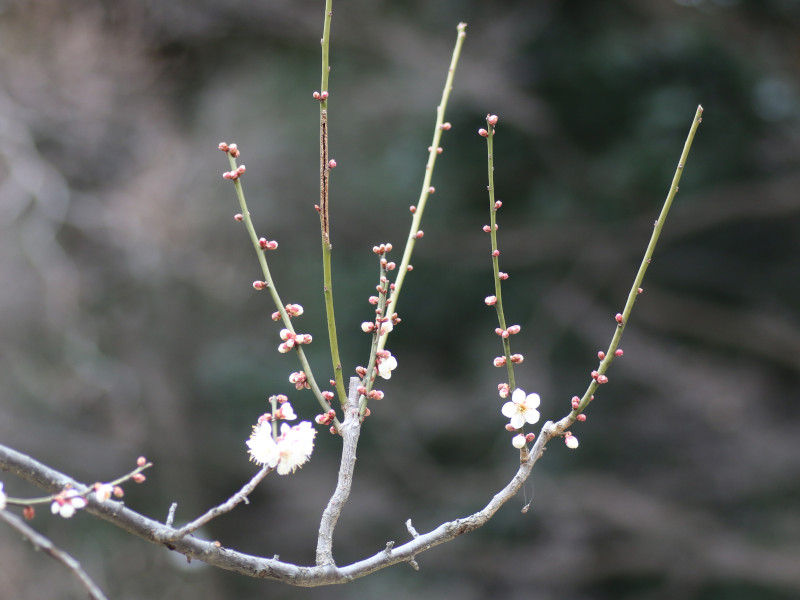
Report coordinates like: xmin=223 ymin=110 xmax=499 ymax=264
xmin=501 ymin=388 xmax=541 ymax=429
xmin=93 ymin=483 xmax=115 ymax=503
xmin=377 ymin=351 xmax=398 ymax=379
xmin=247 ymin=420 xmax=317 ymax=475
xmin=511 ymin=434 xmax=527 ymax=449
xmin=51 ymin=489 xmax=87 ymax=518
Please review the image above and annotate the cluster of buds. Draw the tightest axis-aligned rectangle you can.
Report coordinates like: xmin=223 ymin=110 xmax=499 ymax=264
xmin=272 ymin=303 xmax=304 ymax=321
xmin=372 ymin=242 xmax=393 ymax=255
xmin=498 ymin=383 xmax=511 ymax=398
xmin=361 ymin=318 xmax=394 ymax=336
xmin=315 ymin=409 xmax=337 ymax=426
xmin=312 ymin=90 xmax=330 ymax=101
xmin=493 ymin=354 xmax=524 ymax=367
xmin=356 ymin=385 xmax=385 ymax=401
xmin=222 ymin=165 xmax=247 ymax=181
xmin=289 ymin=371 xmax=309 ymax=390
xmin=495 ymin=324 xmax=521 ymax=338
xmin=590 ymin=370 xmax=608 ymax=384
xmin=511 ymin=432 xmax=537 ymax=449
xmin=218 ymin=142 xmax=240 ymax=158
xmin=278 ymin=329 xmax=312 ymax=353
xmin=259 ymin=238 xmax=279 ymax=251
xmin=478 ymin=114 xmax=499 ymax=137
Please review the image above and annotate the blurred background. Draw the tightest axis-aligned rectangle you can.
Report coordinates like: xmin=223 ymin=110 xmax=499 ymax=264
xmin=1 ymin=0 xmax=799 ymax=598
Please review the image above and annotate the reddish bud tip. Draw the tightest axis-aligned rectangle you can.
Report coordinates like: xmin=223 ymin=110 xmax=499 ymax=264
xmin=637 ymin=287 xmax=644 ymax=294
xmin=436 ymin=147 xmax=443 ymax=154
xmin=428 ymin=186 xmax=435 ymax=194
xmin=259 ymin=238 xmax=268 ymax=249
xmin=494 ymin=200 xmax=503 ymax=209
xmin=598 ymin=351 xmax=605 ymax=360
xmin=253 ymin=281 xmax=266 ymax=290
xmin=615 ymin=349 xmax=624 ymax=357
xmin=485 ymin=295 xmax=497 ymax=306
xmin=133 ymin=473 xmax=146 ymax=483
xmin=487 ymin=114 xmax=499 ymax=126
xmin=416 ymin=230 xmax=424 ymax=239
xmin=328 ymin=159 xmax=337 ymax=169
xmin=591 ymin=370 xmax=599 ymax=379
xmin=504 ymin=423 xmax=516 ymax=432
xmin=407 ymin=265 xmax=413 ymax=272
xmin=525 ymin=432 xmax=536 ymax=442
xmin=615 ymin=313 xmax=624 ymax=323
xmin=218 ymin=142 xmax=229 ymax=152
xmin=478 ymin=128 xmax=489 ymax=137
xmin=596 ymin=375 xmax=608 ymax=384
xmin=441 ymin=122 xmax=452 ymax=131
xmin=499 ymin=272 xmax=509 ymax=280
xmin=320 ymin=91 xmax=329 ymax=100
xmin=492 ymin=249 xmax=500 ymax=257
xmin=234 ymin=213 xmax=244 ymax=221
xmin=313 ymin=91 xmax=321 ymax=100
xmin=409 ymin=205 xmax=417 ymax=213
xmin=137 ymin=456 xmax=147 ymax=467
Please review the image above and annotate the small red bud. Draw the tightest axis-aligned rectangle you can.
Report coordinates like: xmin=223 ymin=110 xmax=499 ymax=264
xmin=615 ymin=313 xmax=624 ymax=323
xmin=591 ymin=370 xmax=599 ymax=379
xmin=598 ymin=351 xmax=605 ymax=360
xmin=259 ymin=238 xmax=268 ymax=249
xmin=525 ymin=432 xmax=536 ymax=442
xmin=320 ymin=91 xmax=329 ymax=100
xmin=416 ymin=230 xmax=424 ymax=239
xmin=499 ymin=272 xmax=509 ymax=280
xmin=637 ymin=287 xmax=643 ymax=294
xmin=492 ymin=249 xmax=500 ymax=257
xmin=440 ymin=122 xmax=452 ymax=130
xmin=218 ymin=142 xmax=229 ymax=152
xmin=137 ymin=456 xmax=147 ymax=467
xmin=487 ymin=114 xmax=499 ymax=126
xmin=328 ymin=159 xmax=337 ymax=169
xmin=330 ymin=426 xmax=337 ymax=434
xmin=409 ymin=205 xmax=417 ymax=213
xmin=23 ymin=506 xmax=35 ymax=520
xmin=478 ymin=128 xmax=489 ymax=137
xmin=253 ymin=281 xmax=266 ymax=290
xmin=234 ymin=213 xmax=243 ymax=221
xmin=132 ymin=473 xmax=146 ymax=483
xmin=615 ymin=349 xmax=624 ymax=357
xmin=494 ymin=200 xmax=502 ymax=209
xmin=576 ymin=414 xmax=587 ymax=422
xmin=436 ymin=147 xmax=443 ymax=154
xmin=407 ymin=265 xmax=413 ymax=272
xmin=504 ymin=423 xmax=516 ymax=432
xmin=428 ymin=186 xmax=435 ymax=194
xmin=313 ymin=91 xmax=321 ymax=100
xmin=596 ymin=375 xmax=608 ymax=384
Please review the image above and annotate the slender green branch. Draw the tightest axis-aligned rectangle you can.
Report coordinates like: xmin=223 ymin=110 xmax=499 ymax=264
xmin=571 ymin=105 xmax=704 ymax=418
xmin=223 ymin=150 xmax=341 ymax=431
xmin=317 ymin=0 xmax=348 ymax=407
xmin=484 ymin=116 xmax=517 ymax=391
xmin=377 ymin=22 xmax=467 ymax=353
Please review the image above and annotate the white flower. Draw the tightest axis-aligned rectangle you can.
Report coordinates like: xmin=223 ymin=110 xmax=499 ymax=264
xmin=93 ymin=483 xmax=115 ymax=503
xmin=380 ymin=320 xmax=393 ymax=335
xmin=51 ymin=489 xmax=87 ymax=519
xmin=501 ymin=388 xmax=541 ymax=429
xmin=246 ymin=420 xmax=316 ymax=475
xmin=0 ymin=482 xmax=6 ymax=510
xmin=511 ymin=434 xmax=527 ymax=449
xmin=377 ymin=351 xmax=398 ymax=379
xmin=247 ymin=422 xmax=280 ymax=468
xmin=565 ymin=434 xmax=579 ymax=449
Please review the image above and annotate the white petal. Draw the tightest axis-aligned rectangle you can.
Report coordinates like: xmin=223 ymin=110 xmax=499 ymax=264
xmin=501 ymin=401 xmax=516 ymax=419
xmin=526 ymin=393 xmax=541 ymax=409
xmin=511 ymin=388 xmax=526 ymax=403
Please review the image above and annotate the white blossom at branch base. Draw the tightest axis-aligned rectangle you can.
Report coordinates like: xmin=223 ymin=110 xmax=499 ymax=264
xmin=501 ymin=388 xmax=541 ymax=429
xmin=246 ymin=421 xmax=317 ymax=475
xmin=93 ymin=483 xmax=115 ymax=503
xmin=0 ymin=482 xmax=6 ymax=510
xmin=377 ymin=351 xmax=398 ymax=379
xmin=51 ymin=489 xmax=87 ymax=519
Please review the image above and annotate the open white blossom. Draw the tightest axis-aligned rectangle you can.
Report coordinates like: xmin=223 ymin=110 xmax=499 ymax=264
xmin=246 ymin=420 xmax=316 ymax=475
xmin=0 ymin=482 xmax=6 ymax=510
xmin=51 ymin=489 xmax=87 ymax=519
xmin=277 ymin=401 xmax=297 ymax=421
xmin=501 ymin=388 xmax=541 ymax=429
xmin=377 ymin=351 xmax=398 ymax=379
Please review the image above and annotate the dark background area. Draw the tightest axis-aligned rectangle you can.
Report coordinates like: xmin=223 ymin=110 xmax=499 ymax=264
xmin=1 ymin=0 xmax=799 ymax=598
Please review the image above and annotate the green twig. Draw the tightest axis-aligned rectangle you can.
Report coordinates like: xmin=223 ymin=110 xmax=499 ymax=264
xmin=571 ymin=105 xmax=704 ymax=418
xmin=317 ymin=0 xmax=348 ymax=407
xmin=377 ymin=22 xmax=467 ymax=354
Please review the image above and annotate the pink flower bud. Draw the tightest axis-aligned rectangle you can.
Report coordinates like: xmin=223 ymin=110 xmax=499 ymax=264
xmin=361 ymin=321 xmax=375 ymax=333
xmin=234 ymin=213 xmax=244 ymax=221
xmin=280 ymin=329 xmax=294 ymax=341
xmin=429 ymin=186 xmax=435 ymax=194
xmin=133 ymin=473 xmax=146 ymax=483
xmin=386 ymin=261 xmax=396 ymax=270
xmin=237 ymin=165 xmax=246 ymax=175
xmin=436 ymin=147 xmax=443 ymax=154
xmin=565 ymin=434 xmax=579 ymax=449
xmin=407 ymin=265 xmax=414 ymax=272
xmin=487 ymin=114 xmax=499 ymax=126
xmin=614 ymin=349 xmax=624 ymax=357
xmin=266 ymin=240 xmax=278 ymax=250
xmin=596 ymin=375 xmax=608 ymax=384
xmin=328 ymin=159 xmax=337 ymax=169
xmin=495 ymin=327 xmax=504 ymax=336
xmin=507 ymin=325 xmax=521 ymax=335
xmin=329 ymin=426 xmax=337 ymax=434
xmin=272 ymin=311 xmax=281 ymax=321
xmin=313 ymin=91 xmax=321 ymax=100
xmin=598 ymin=351 xmax=605 ymax=359
xmin=218 ymin=142 xmax=229 ymax=152
xmin=510 ymin=354 xmax=524 ymax=363
xmin=357 ymin=386 xmax=367 ymax=395
xmin=637 ymin=287 xmax=643 ymax=294
xmin=253 ymin=281 xmax=266 ymax=290
xmin=494 ymin=200 xmax=503 ymax=209
xmin=355 ymin=366 xmax=367 ymax=376
xmin=369 ymin=390 xmax=384 ymax=400
xmin=322 ymin=391 xmax=335 ymax=401
xmin=525 ymin=433 xmax=536 ymax=442
xmin=288 ymin=304 xmax=304 ymax=316
xmin=320 ymin=91 xmax=329 ymax=100
xmin=416 ymin=230 xmax=424 ymax=239
xmin=368 ymin=296 xmax=379 ymax=304
xmin=499 ymin=272 xmax=509 ymax=280
xmin=571 ymin=396 xmax=580 ymax=409
xmin=276 ymin=394 xmax=288 ymax=403
xmin=483 ymin=225 xmax=492 ymax=233
xmin=222 ymin=171 xmax=233 ymax=180
xmin=478 ymin=128 xmax=489 ymax=137
xmin=485 ymin=295 xmax=497 ymax=306
xmin=505 ymin=423 xmax=516 ymax=432
xmin=493 ymin=356 xmax=507 ymax=367
xmin=615 ymin=313 xmax=624 ymax=323
xmin=492 ymin=249 xmax=500 ymax=257
xmin=137 ymin=456 xmax=147 ymax=467
xmin=259 ymin=238 xmax=268 ymax=249
xmin=440 ymin=122 xmax=452 ymax=131
xmin=576 ymin=414 xmax=587 ymax=422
